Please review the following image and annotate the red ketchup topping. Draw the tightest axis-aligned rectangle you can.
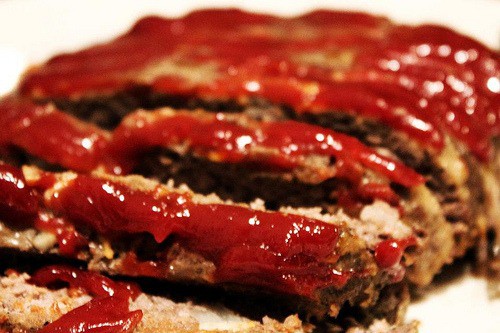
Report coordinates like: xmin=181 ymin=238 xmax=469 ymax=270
xmin=0 ymin=163 xmax=39 ymax=223
xmin=31 ymin=266 xmax=142 ymax=333
xmin=356 ymin=183 xmax=400 ymax=206
xmin=110 ymin=112 xmax=424 ymax=187
xmin=37 ymin=174 xmax=348 ymax=296
xmin=36 ymin=296 xmax=142 ymax=333
xmin=30 ymin=265 xmax=141 ymax=299
xmin=0 ymin=97 xmax=110 ymax=173
xmin=0 ymin=162 xmax=414 ymax=297
xmin=34 ymin=213 xmax=88 ymax=257
xmin=0 ymin=162 xmax=87 ymax=256
xmin=18 ymin=10 xmax=499 ymax=161
xmin=374 ymin=237 xmax=417 ymax=269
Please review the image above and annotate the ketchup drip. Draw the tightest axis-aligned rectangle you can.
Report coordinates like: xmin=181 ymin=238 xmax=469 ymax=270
xmin=31 ymin=266 xmax=142 ymax=333
xmin=374 ymin=237 xmax=417 ymax=269
xmin=19 ymin=9 xmax=498 ymax=161
xmin=37 ymin=173 xmax=347 ymax=296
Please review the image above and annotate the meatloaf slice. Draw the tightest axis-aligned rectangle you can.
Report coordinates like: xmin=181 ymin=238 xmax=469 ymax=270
xmin=0 ymin=268 xmax=306 ymax=333
xmin=0 ymin=267 xmax=420 ymax=333
xmin=0 ymin=162 xmax=418 ymax=320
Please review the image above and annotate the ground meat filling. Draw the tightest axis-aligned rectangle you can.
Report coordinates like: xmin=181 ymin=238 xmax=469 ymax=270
xmin=137 ymin=148 xmax=342 ymax=211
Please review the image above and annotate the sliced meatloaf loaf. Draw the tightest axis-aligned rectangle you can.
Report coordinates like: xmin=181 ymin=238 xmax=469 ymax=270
xmin=14 ymin=9 xmax=499 ymax=284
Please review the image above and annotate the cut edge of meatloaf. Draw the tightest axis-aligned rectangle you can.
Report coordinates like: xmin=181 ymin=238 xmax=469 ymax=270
xmin=0 ymin=270 xmax=308 ymax=333
xmin=0 ymin=166 xmax=417 ymax=321
xmin=0 ymin=269 xmax=419 ymax=333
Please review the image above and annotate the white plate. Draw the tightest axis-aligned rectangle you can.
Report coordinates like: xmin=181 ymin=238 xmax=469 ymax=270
xmin=0 ymin=1 xmax=499 ymax=331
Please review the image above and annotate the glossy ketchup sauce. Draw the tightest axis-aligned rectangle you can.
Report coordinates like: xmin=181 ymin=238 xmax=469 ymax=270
xmin=34 ymin=213 xmax=88 ymax=257
xmin=0 ymin=162 xmax=87 ymax=257
xmin=0 ymin=97 xmax=110 ymax=173
xmin=110 ymin=111 xmax=424 ymax=187
xmin=31 ymin=265 xmax=142 ymax=333
xmin=0 ymin=162 xmax=414 ymax=299
xmin=374 ymin=237 xmax=417 ymax=269
xmin=0 ymin=162 xmax=39 ymax=223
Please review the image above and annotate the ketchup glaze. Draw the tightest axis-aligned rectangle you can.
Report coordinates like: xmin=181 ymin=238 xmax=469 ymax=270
xmin=31 ymin=265 xmax=142 ymax=333
xmin=34 ymin=213 xmax=89 ymax=257
xmin=30 ymin=265 xmax=141 ymax=299
xmin=0 ymin=97 xmax=110 ymax=173
xmin=110 ymin=111 xmax=424 ymax=187
xmin=36 ymin=296 xmax=142 ymax=333
xmin=0 ymin=162 xmax=39 ymax=223
xmin=19 ymin=9 xmax=499 ymax=161
xmin=0 ymin=163 xmax=87 ymax=257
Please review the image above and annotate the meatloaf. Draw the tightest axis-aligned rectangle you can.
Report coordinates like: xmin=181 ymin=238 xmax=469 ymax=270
xmin=14 ymin=9 xmax=499 ymax=282
xmin=0 ymin=97 xmax=492 ymax=288
xmin=0 ymin=8 xmax=498 ymax=332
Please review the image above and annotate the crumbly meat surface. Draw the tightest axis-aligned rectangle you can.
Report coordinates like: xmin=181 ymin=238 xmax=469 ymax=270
xmin=0 ymin=271 xmax=306 ymax=333
xmin=346 ymin=319 xmax=419 ymax=333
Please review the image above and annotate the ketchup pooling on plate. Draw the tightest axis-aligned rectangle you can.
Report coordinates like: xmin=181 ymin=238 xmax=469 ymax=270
xmin=31 ymin=265 xmax=142 ymax=333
